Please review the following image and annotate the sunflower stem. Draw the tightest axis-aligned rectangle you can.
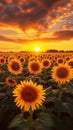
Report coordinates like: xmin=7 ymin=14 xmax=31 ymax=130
xmin=58 ymin=84 xmax=63 ymax=100
xmin=58 ymin=84 xmax=63 ymax=119
xmin=29 ymin=109 xmax=33 ymax=130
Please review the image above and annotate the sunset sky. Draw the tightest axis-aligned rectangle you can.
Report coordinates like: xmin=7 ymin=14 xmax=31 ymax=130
xmin=0 ymin=0 xmax=73 ymax=52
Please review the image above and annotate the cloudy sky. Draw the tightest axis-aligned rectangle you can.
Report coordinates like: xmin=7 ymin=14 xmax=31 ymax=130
xmin=0 ymin=0 xmax=73 ymax=51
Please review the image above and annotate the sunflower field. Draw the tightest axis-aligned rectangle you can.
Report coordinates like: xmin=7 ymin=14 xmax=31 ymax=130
xmin=0 ymin=51 xmax=73 ymax=130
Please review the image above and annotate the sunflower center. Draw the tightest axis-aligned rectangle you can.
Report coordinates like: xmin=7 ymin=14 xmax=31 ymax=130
xmin=1 ymin=58 xmax=4 ymax=63
xmin=43 ymin=61 xmax=49 ymax=66
xmin=8 ymin=79 xmax=14 ymax=84
xmin=68 ymin=61 xmax=73 ymax=68
xmin=66 ymin=58 xmax=70 ymax=61
xmin=31 ymin=63 xmax=40 ymax=71
xmin=56 ymin=67 xmax=68 ymax=78
xmin=21 ymin=87 xmax=38 ymax=102
xmin=11 ymin=62 xmax=20 ymax=71
xmin=58 ymin=59 xmax=63 ymax=63
xmin=20 ymin=58 xmax=24 ymax=62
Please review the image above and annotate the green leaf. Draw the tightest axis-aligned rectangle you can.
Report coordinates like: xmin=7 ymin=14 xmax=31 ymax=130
xmin=65 ymin=88 xmax=73 ymax=94
xmin=16 ymin=123 xmax=30 ymax=130
xmin=38 ymin=112 xmax=55 ymax=127
xmin=8 ymin=114 xmax=24 ymax=128
xmin=55 ymin=99 xmax=73 ymax=117
xmin=54 ymin=100 xmax=68 ymax=112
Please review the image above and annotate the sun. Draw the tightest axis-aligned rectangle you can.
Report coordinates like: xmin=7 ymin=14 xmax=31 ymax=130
xmin=34 ymin=46 xmax=40 ymax=52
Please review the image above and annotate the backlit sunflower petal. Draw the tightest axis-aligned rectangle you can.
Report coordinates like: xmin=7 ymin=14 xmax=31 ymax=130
xmin=13 ymin=80 xmax=46 ymax=111
xmin=52 ymin=64 xmax=73 ymax=84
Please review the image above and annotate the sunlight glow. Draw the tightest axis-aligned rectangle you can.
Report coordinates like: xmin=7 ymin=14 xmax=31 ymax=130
xmin=34 ymin=46 xmax=40 ymax=52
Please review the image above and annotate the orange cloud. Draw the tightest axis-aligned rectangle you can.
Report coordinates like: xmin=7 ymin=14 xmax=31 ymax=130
xmin=0 ymin=0 xmax=73 ymax=52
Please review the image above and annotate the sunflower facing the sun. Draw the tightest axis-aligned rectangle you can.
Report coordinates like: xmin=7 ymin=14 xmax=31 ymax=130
xmin=0 ymin=57 xmax=6 ymax=65
xmin=42 ymin=59 xmax=51 ymax=69
xmin=13 ymin=80 xmax=46 ymax=111
xmin=28 ymin=60 xmax=42 ymax=74
xmin=8 ymin=59 xmax=23 ymax=75
xmin=6 ymin=77 xmax=17 ymax=87
xmin=52 ymin=64 xmax=73 ymax=84
xmin=66 ymin=59 xmax=73 ymax=68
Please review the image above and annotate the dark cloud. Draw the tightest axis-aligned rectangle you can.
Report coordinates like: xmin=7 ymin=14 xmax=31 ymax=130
xmin=37 ymin=0 xmax=63 ymax=8
xmin=0 ymin=0 xmax=73 ymax=45
xmin=54 ymin=30 xmax=73 ymax=40
xmin=0 ymin=0 xmax=72 ymax=31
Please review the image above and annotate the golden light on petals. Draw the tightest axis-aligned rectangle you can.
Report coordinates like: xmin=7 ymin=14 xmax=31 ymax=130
xmin=8 ymin=59 xmax=23 ymax=75
xmin=19 ymin=57 xmax=25 ymax=64
xmin=0 ymin=57 xmax=6 ymax=65
xmin=42 ymin=59 xmax=51 ymax=69
xmin=6 ymin=77 xmax=17 ymax=87
xmin=28 ymin=61 xmax=42 ymax=74
xmin=13 ymin=80 xmax=46 ymax=111
xmin=52 ymin=64 xmax=73 ymax=84
xmin=66 ymin=59 xmax=73 ymax=68
xmin=57 ymin=58 xmax=64 ymax=64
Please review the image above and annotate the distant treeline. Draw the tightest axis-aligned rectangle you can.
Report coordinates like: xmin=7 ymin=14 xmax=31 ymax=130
xmin=46 ymin=50 xmax=73 ymax=52
xmin=0 ymin=50 xmax=73 ymax=53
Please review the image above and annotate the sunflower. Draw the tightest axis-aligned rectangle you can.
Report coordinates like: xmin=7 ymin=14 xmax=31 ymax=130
xmin=42 ymin=59 xmax=51 ymax=69
xmin=8 ymin=59 xmax=23 ymax=75
xmin=13 ymin=80 xmax=46 ymax=111
xmin=0 ymin=57 xmax=6 ymax=65
xmin=8 ymin=56 xmax=15 ymax=63
xmin=29 ymin=57 xmax=37 ymax=62
xmin=28 ymin=61 xmax=42 ymax=74
xmin=66 ymin=59 xmax=73 ymax=68
xmin=52 ymin=64 xmax=73 ymax=84
xmin=19 ymin=57 xmax=25 ymax=64
xmin=6 ymin=77 xmax=17 ymax=87
xmin=65 ymin=57 xmax=70 ymax=62
xmin=57 ymin=58 xmax=64 ymax=64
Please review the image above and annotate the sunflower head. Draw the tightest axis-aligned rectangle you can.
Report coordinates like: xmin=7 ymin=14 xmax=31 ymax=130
xmin=19 ymin=57 xmax=25 ymax=64
xmin=0 ymin=57 xmax=6 ymax=65
xmin=28 ymin=61 xmax=42 ymax=74
xmin=57 ymin=58 xmax=64 ymax=64
xmin=29 ymin=57 xmax=37 ymax=62
xmin=52 ymin=64 xmax=73 ymax=84
xmin=65 ymin=57 xmax=70 ymax=61
xmin=8 ymin=56 xmax=15 ymax=63
xmin=67 ymin=59 xmax=73 ymax=68
xmin=13 ymin=80 xmax=46 ymax=111
xmin=42 ymin=59 xmax=51 ymax=69
xmin=6 ymin=77 xmax=17 ymax=87
xmin=8 ymin=59 xmax=23 ymax=75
